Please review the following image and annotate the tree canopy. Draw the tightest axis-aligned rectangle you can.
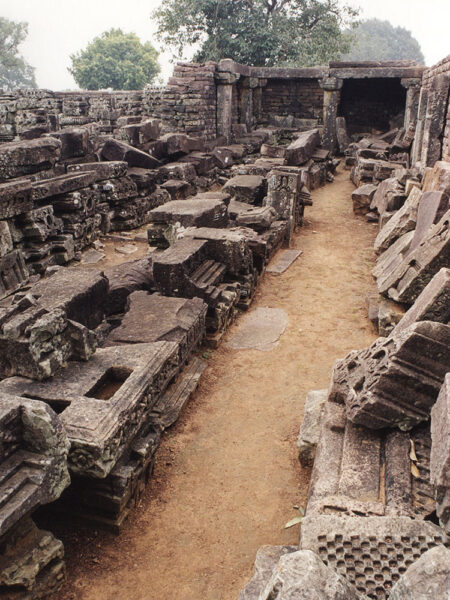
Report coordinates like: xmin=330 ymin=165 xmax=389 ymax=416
xmin=341 ymin=19 xmax=425 ymax=64
xmin=153 ymin=0 xmax=359 ymax=67
xmin=0 ymin=17 xmax=36 ymax=90
xmin=69 ymin=29 xmax=160 ymax=90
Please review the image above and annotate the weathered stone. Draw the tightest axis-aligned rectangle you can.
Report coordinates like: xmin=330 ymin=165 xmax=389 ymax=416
xmin=297 ymin=389 xmax=327 ymax=467
xmin=0 ymin=518 xmax=66 ymax=600
xmin=0 ymin=221 xmax=13 ymax=257
xmin=390 ymin=546 xmax=450 ymax=600
xmin=19 ymin=205 xmax=63 ymax=241
xmin=67 ymin=160 xmax=128 ymax=181
xmin=372 ymin=230 xmax=414 ymax=280
xmin=430 ymin=374 xmax=450 ymax=533
xmin=0 ymin=179 xmax=33 ymax=219
xmin=150 ymin=356 xmax=207 ymax=431
xmin=0 ymin=395 xmax=70 ymax=538
xmin=409 ymin=190 xmax=449 ymax=253
xmin=377 ymin=298 xmax=405 ymax=336
xmin=0 ymin=137 xmax=61 ymax=182
xmin=336 ymin=116 xmax=350 ymax=153
xmin=149 ymin=197 xmax=228 ymax=228
xmin=104 ymin=256 xmax=154 ymax=315
xmin=48 ymin=127 xmax=90 ymax=159
xmin=160 ymin=179 xmax=192 ymax=200
xmin=351 ymin=184 xmax=378 ymax=215
xmin=285 ymin=129 xmax=321 ymax=166
xmin=259 ymin=550 xmax=364 ymax=600
xmin=422 ymin=160 xmax=450 ymax=194
xmin=158 ymin=162 xmax=197 ymax=183
xmin=0 ymin=342 xmax=179 ymax=478
xmin=31 ymin=171 xmax=97 ymax=202
xmin=0 ymin=250 xmax=29 ymax=300
xmin=238 ymin=546 xmax=297 ymax=600
xmin=227 ymin=307 xmax=288 ymax=351
xmin=378 ymin=209 xmax=450 ymax=304
xmin=374 ymin=186 xmax=422 ymax=253
xmin=264 ymin=170 xmax=304 ymax=231
xmin=232 ymin=202 xmax=277 ymax=231
xmin=394 ymin=268 xmax=450 ymax=334
xmin=300 ymin=515 xmax=447 ymax=599
xmin=101 ymin=138 xmax=161 ymax=169
xmin=0 ymin=268 xmax=107 ymax=379
xmin=370 ymin=177 xmax=407 ymax=215
xmin=260 ymin=144 xmax=286 ymax=159
xmin=57 ymin=422 xmax=161 ymax=532
xmin=211 ymin=146 xmax=235 ymax=168
xmin=329 ymin=321 xmax=450 ymax=430
xmin=266 ymin=249 xmax=302 ymax=274
xmin=107 ymin=291 xmax=206 ymax=366
xmin=223 ymin=175 xmax=266 ymax=204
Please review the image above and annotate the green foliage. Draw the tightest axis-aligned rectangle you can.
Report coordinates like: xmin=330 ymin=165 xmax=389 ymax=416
xmin=341 ymin=19 xmax=425 ymax=64
xmin=0 ymin=17 xmax=36 ymax=90
xmin=153 ymin=0 xmax=359 ymax=67
xmin=69 ymin=29 xmax=160 ymax=90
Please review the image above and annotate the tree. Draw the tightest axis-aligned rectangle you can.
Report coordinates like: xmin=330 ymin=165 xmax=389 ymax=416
xmin=69 ymin=29 xmax=160 ymax=90
xmin=341 ymin=19 xmax=425 ymax=64
xmin=153 ymin=0 xmax=359 ymax=67
xmin=0 ymin=17 xmax=36 ymax=90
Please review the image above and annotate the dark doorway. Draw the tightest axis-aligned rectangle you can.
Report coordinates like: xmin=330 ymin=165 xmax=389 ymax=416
xmin=338 ymin=78 xmax=407 ymax=135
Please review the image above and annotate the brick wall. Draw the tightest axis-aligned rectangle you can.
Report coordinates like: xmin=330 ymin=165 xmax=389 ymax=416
xmin=259 ymin=79 xmax=323 ymax=123
xmin=144 ymin=62 xmax=218 ymax=140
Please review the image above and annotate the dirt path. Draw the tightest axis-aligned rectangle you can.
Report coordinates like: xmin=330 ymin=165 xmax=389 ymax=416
xmin=55 ymin=168 xmax=378 ymax=600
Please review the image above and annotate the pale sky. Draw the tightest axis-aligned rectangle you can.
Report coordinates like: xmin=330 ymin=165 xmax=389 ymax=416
xmin=1 ymin=0 xmax=449 ymax=90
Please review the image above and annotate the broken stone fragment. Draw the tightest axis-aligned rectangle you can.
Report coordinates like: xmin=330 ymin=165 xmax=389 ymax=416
xmin=393 ymin=267 xmax=450 ymax=334
xmin=238 ymin=546 xmax=297 ymax=600
xmin=259 ymin=549 xmax=364 ymax=600
xmin=223 ymin=174 xmax=267 ymax=204
xmin=297 ymin=389 xmax=327 ymax=467
xmin=351 ymin=183 xmax=378 ymax=215
xmin=378 ymin=209 xmax=450 ymax=304
xmin=374 ymin=186 xmax=422 ymax=254
xmin=285 ymin=129 xmax=321 ymax=166
xmin=0 ymin=137 xmax=61 ymax=182
xmin=0 ymin=178 xmax=33 ymax=219
xmin=329 ymin=321 xmax=450 ymax=431
xmin=149 ymin=197 xmax=228 ymax=229
xmin=300 ymin=515 xmax=447 ymax=599
xmin=430 ymin=374 xmax=450 ymax=533
xmin=101 ymin=138 xmax=161 ymax=169
xmin=389 ymin=546 xmax=450 ymax=600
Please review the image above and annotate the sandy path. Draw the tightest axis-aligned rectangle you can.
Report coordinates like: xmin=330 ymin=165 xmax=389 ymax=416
xmin=55 ymin=168 xmax=378 ymax=600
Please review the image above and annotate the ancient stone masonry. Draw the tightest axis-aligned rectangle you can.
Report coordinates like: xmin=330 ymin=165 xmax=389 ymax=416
xmin=1 ymin=52 xmax=450 ymax=599
xmin=240 ymin=55 xmax=450 ymax=600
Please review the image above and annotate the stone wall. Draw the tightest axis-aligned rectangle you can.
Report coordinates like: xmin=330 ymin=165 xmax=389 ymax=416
xmin=260 ymin=78 xmax=323 ymax=124
xmin=412 ymin=54 xmax=450 ymax=166
xmin=144 ymin=62 xmax=218 ymax=140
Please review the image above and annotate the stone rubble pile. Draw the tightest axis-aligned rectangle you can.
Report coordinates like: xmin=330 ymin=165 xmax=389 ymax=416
xmin=0 ymin=115 xmax=334 ymax=597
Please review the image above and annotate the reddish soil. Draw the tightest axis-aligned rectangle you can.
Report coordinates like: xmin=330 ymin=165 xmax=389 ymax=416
xmin=52 ymin=167 xmax=378 ymax=600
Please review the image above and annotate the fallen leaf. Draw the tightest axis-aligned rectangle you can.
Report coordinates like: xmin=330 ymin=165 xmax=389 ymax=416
xmin=411 ymin=463 xmax=420 ymax=478
xmin=284 ymin=516 xmax=303 ymax=529
xmin=409 ymin=440 xmax=418 ymax=462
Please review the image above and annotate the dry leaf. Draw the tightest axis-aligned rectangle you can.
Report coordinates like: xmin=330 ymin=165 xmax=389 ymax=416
xmin=411 ymin=463 xmax=420 ymax=478
xmin=409 ymin=440 xmax=418 ymax=462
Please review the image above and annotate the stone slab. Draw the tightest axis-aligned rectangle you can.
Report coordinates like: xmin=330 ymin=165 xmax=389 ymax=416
xmin=227 ymin=307 xmax=288 ymax=351
xmin=266 ymin=249 xmax=302 ymax=274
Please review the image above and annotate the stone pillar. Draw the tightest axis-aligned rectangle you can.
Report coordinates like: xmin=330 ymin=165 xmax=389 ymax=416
xmin=239 ymin=77 xmax=253 ymax=132
xmin=411 ymin=85 xmax=428 ymax=166
xmin=401 ymin=78 xmax=422 ymax=132
xmin=251 ymin=78 xmax=267 ymax=128
xmin=215 ymin=72 xmax=239 ymax=143
xmin=421 ymin=74 xmax=450 ymax=166
xmin=320 ymin=77 xmax=343 ymax=153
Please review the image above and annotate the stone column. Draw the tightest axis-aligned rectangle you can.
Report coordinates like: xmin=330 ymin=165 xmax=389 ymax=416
xmin=421 ymin=74 xmax=450 ymax=166
xmin=401 ymin=78 xmax=422 ymax=132
xmin=320 ymin=77 xmax=343 ymax=153
xmin=216 ymin=72 xmax=238 ymax=143
xmin=251 ymin=78 xmax=267 ymax=128
xmin=411 ymin=85 xmax=428 ymax=166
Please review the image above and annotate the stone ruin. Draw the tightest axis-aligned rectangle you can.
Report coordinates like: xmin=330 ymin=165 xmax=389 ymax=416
xmin=0 ymin=54 xmax=448 ymax=599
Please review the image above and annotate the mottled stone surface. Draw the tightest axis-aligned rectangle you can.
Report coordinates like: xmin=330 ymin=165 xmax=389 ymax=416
xmin=297 ymin=389 xmax=327 ymax=467
xmin=330 ymin=321 xmax=450 ymax=430
xmin=285 ymin=129 xmax=321 ymax=166
xmin=390 ymin=546 xmax=450 ymax=600
xmin=238 ymin=546 xmax=297 ymax=600
xmin=259 ymin=550 xmax=364 ymax=600
xmin=431 ymin=374 xmax=450 ymax=534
